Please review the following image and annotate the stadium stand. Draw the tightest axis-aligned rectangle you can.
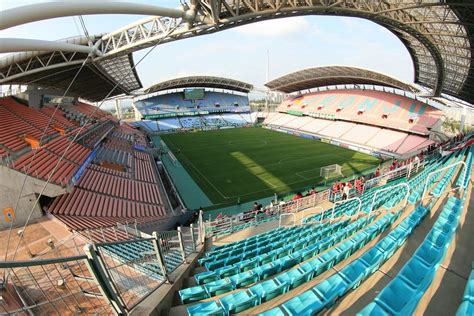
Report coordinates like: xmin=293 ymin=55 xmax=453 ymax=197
xmin=135 ymin=91 xmax=249 ymax=114
xmin=263 ymin=89 xmax=444 ymax=158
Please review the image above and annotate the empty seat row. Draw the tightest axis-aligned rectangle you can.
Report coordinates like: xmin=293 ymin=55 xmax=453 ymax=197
xmin=186 ymin=211 xmax=399 ymax=315
xmin=262 ymin=204 xmax=428 ymax=316
xmin=193 ymin=221 xmax=349 ymax=286
xmin=359 ymin=196 xmax=464 ymax=315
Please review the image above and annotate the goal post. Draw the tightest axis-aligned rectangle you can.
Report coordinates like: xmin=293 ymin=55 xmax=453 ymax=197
xmin=320 ymin=164 xmax=343 ymax=179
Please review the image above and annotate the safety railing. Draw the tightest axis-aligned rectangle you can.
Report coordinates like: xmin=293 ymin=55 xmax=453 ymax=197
xmin=203 ymin=189 xmax=330 ymax=239
xmin=368 ymin=182 xmax=410 ymax=216
xmin=157 ymin=230 xmax=185 ymax=273
xmin=0 ymin=254 xmax=116 ymax=315
xmin=1 ymin=221 xmax=205 ymax=315
xmin=94 ymin=238 xmax=164 ymax=310
xmin=421 ymin=160 xmax=467 ymax=200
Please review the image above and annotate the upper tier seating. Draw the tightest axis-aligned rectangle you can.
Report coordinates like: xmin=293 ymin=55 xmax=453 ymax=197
xmin=265 ymin=112 xmax=436 ymax=156
xmin=135 ymin=91 xmax=249 ymax=115
xmin=280 ymin=89 xmax=442 ymax=134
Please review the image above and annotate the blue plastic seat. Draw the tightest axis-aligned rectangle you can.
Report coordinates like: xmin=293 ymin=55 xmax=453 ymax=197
xmin=276 ymin=268 xmax=312 ymax=291
xmin=375 ymin=277 xmax=419 ymax=315
xmin=276 ymin=256 xmax=299 ymax=271
xmin=219 ymin=290 xmax=258 ymax=314
xmin=187 ymin=301 xmax=225 ymax=316
xmin=313 ymin=273 xmax=349 ymax=305
xmin=414 ymin=242 xmax=444 ymax=268
xmin=179 ymin=285 xmax=208 ymax=304
xmin=229 ymin=271 xmax=259 ymax=288
xmin=339 ymin=259 xmax=368 ymax=289
xmin=204 ymin=278 xmax=234 ymax=297
xmin=235 ymin=258 xmax=258 ymax=272
xmin=281 ymin=289 xmax=325 ymax=316
xmin=194 ymin=271 xmax=219 ymax=285
xmin=254 ymin=262 xmax=279 ymax=280
xmin=360 ymin=247 xmax=384 ymax=273
xmin=397 ymin=256 xmax=433 ymax=289
xmin=215 ymin=266 xmax=238 ymax=278
xmin=456 ymin=300 xmax=474 ymax=316
xmin=248 ymin=279 xmax=287 ymax=303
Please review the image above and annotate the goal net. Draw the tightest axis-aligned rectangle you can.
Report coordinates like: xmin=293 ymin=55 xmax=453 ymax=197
xmin=320 ymin=164 xmax=343 ymax=179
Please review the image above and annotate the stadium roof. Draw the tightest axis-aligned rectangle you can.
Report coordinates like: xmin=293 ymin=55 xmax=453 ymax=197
xmin=0 ymin=36 xmax=142 ymax=102
xmin=1 ymin=2 xmax=474 ymax=104
xmin=144 ymin=76 xmax=253 ymax=94
xmin=265 ymin=66 xmax=420 ymax=94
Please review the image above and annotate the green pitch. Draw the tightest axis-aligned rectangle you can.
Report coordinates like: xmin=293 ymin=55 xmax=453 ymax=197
xmin=160 ymin=127 xmax=380 ymax=205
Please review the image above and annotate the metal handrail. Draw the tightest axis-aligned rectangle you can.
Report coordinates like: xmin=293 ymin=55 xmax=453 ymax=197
xmin=421 ymin=160 xmax=467 ymax=200
xmin=369 ymin=182 xmax=410 ymax=216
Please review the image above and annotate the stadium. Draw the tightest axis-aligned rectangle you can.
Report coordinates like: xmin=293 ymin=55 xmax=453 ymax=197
xmin=0 ymin=1 xmax=473 ymax=315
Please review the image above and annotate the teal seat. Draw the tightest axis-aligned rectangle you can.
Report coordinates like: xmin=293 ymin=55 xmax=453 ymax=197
xmin=179 ymin=285 xmax=208 ymax=304
xmin=276 ymin=256 xmax=299 ymax=271
xmin=397 ymin=257 xmax=432 ymax=289
xmin=360 ymin=247 xmax=384 ymax=273
xmin=204 ymin=278 xmax=234 ymax=297
xmin=313 ymin=273 xmax=348 ymax=305
xmin=456 ymin=300 xmax=474 ymax=316
xmin=187 ymin=301 xmax=225 ymax=316
xmin=414 ymin=242 xmax=443 ymax=268
xmin=374 ymin=277 xmax=419 ymax=315
xmin=276 ymin=268 xmax=312 ymax=291
xmin=229 ymin=271 xmax=259 ymax=288
xmin=235 ymin=258 xmax=258 ymax=272
xmin=254 ymin=262 xmax=279 ymax=280
xmin=215 ymin=266 xmax=238 ymax=278
xmin=339 ymin=260 xmax=368 ymax=289
xmin=249 ymin=279 xmax=287 ymax=303
xmin=281 ymin=289 xmax=325 ymax=316
xmin=219 ymin=291 xmax=258 ymax=314
xmin=194 ymin=271 xmax=218 ymax=285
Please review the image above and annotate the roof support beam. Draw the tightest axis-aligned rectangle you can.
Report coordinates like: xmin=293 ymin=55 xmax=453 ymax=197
xmin=0 ymin=38 xmax=102 ymax=56
xmin=0 ymin=1 xmax=186 ymax=30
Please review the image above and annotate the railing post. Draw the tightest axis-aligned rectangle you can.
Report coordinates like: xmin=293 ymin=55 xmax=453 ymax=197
xmin=177 ymin=227 xmax=187 ymax=263
xmin=151 ymin=232 xmax=171 ymax=283
xmin=190 ymin=224 xmax=197 ymax=252
xmin=198 ymin=210 xmax=205 ymax=244
xmin=83 ymin=244 xmax=126 ymax=315
xmin=421 ymin=160 xmax=466 ymax=201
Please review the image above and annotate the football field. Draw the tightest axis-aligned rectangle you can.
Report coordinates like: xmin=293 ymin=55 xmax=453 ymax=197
xmin=160 ymin=127 xmax=380 ymax=205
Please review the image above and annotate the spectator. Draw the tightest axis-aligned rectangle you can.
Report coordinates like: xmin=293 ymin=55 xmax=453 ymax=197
xmin=293 ymin=192 xmax=303 ymax=200
xmin=343 ymin=183 xmax=350 ymax=200
xmin=252 ymin=202 xmax=259 ymax=212
xmin=375 ymin=167 xmax=381 ymax=178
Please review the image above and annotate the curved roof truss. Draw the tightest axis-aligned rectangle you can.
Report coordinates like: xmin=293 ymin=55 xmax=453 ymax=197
xmin=144 ymin=76 xmax=253 ymax=94
xmin=0 ymin=1 xmax=473 ymax=104
xmin=265 ymin=66 xmax=420 ymax=94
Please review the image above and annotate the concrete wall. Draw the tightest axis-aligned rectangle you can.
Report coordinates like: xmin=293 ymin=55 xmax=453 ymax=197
xmin=0 ymin=166 xmax=67 ymax=230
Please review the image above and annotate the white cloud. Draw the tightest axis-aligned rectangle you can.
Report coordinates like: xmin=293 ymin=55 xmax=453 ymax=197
xmin=235 ymin=17 xmax=310 ymax=37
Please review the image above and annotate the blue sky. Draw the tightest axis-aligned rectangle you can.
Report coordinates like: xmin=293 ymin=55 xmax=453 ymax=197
xmin=1 ymin=0 xmax=414 ymax=102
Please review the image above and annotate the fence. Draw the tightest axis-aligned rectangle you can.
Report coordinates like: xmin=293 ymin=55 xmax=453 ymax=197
xmin=1 ymin=221 xmax=205 ymax=315
xmin=203 ymin=189 xmax=330 ymax=238
xmin=0 ymin=255 xmax=115 ymax=315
